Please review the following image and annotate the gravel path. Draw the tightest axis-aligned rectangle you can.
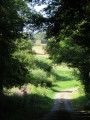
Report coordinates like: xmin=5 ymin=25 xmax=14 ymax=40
xmin=42 ymin=87 xmax=79 ymax=120
xmin=51 ymin=87 xmax=78 ymax=112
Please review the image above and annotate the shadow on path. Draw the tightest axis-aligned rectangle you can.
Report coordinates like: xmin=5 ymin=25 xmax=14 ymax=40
xmin=42 ymin=88 xmax=90 ymax=120
xmin=42 ymin=110 xmax=72 ymax=120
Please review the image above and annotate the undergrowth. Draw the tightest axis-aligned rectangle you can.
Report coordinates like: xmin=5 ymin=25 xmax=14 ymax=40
xmin=71 ymin=85 xmax=90 ymax=111
xmin=2 ymin=45 xmax=89 ymax=120
xmin=2 ymin=84 xmax=54 ymax=120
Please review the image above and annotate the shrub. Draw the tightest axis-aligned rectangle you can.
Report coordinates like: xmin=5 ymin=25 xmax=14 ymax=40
xmin=34 ymin=56 xmax=53 ymax=72
xmin=30 ymin=68 xmax=55 ymax=87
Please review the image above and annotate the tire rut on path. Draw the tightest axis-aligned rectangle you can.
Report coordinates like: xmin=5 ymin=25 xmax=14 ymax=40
xmin=42 ymin=88 xmax=79 ymax=120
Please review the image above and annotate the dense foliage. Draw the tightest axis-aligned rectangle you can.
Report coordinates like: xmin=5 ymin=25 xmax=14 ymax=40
xmin=33 ymin=0 xmax=90 ymax=93
xmin=0 ymin=0 xmax=32 ymax=94
xmin=0 ymin=0 xmax=90 ymax=94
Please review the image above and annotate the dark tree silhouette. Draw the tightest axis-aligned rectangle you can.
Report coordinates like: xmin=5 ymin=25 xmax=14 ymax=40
xmin=33 ymin=0 xmax=90 ymax=93
xmin=0 ymin=0 xmax=32 ymax=94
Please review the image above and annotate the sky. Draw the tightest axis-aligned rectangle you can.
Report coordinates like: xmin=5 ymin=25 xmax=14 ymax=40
xmin=23 ymin=4 xmax=47 ymax=33
xmin=34 ymin=4 xmax=47 ymax=12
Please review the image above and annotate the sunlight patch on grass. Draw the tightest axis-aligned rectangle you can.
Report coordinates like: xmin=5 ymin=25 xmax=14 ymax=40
xmin=52 ymin=80 xmax=81 ymax=92
xmin=71 ymin=86 xmax=90 ymax=111
xmin=30 ymin=84 xmax=54 ymax=99
xmin=51 ymin=64 xmax=81 ymax=92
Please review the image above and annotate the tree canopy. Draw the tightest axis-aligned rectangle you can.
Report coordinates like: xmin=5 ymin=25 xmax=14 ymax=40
xmin=0 ymin=0 xmax=90 ymax=94
xmin=33 ymin=0 xmax=90 ymax=93
xmin=0 ymin=0 xmax=33 ymax=94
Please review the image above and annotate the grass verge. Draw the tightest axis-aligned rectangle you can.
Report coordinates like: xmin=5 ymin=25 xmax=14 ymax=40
xmin=2 ymin=84 xmax=54 ymax=120
xmin=71 ymin=86 xmax=90 ymax=111
xmin=51 ymin=65 xmax=81 ymax=92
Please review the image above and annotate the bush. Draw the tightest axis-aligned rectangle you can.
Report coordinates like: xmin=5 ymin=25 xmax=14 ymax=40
xmin=34 ymin=56 xmax=52 ymax=72
xmin=30 ymin=68 xmax=54 ymax=87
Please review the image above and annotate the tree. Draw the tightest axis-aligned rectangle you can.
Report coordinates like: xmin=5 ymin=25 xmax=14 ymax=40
xmin=33 ymin=0 xmax=90 ymax=93
xmin=0 ymin=0 xmax=32 ymax=94
xmin=8 ymin=37 xmax=34 ymax=87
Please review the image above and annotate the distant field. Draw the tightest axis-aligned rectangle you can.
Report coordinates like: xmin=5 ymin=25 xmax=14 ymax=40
xmin=32 ymin=45 xmax=44 ymax=54
xmin=32 ymin=45 xmax=49 ymax=58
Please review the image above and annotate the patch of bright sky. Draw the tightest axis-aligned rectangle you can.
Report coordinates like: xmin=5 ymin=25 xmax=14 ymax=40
xmin=23 ymin=3 xmax=47 ymax=33
xmin=34 ymin=4 xmax=47 ymax=12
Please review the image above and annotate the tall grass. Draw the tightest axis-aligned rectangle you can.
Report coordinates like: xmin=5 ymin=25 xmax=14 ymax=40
xmin=71 ymin=85 xmax=90 ymax=111
xmin=29 ymin=56 xmax=56 ymax=87
xmin=2 ymin=46 xmax=87 ymax=120
xmin=2 ymin=83 xmax=54 ymax=120
xmin=2 ymin=54 xmax=55 ymax=120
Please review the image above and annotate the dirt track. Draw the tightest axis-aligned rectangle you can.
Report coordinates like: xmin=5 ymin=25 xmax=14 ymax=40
xmin=33 ymin=46 xmax=90 ymax=120
xmin=42 ymin=88 xmax=90 ymax=120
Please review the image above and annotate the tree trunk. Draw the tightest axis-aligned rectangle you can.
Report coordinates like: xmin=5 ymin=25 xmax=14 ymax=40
xmin=0 ymin=56 xmax=4 ymax=95
xmin=80 ymin=68 xmax=90 ymax=93
xmin=0 ymin=79 xmax=3 ymax=95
